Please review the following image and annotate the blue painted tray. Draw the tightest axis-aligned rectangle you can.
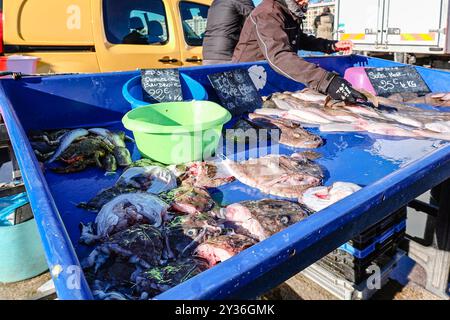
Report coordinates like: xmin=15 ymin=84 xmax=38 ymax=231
xmin=1 ymin=55 xmax=450 ymax=300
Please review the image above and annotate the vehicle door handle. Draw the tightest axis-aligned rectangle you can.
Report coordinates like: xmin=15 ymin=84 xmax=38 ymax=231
xmin=158 ymin=57 xmax=179 ymax=63
xmin=186 ymin=57 xmax=203 ymax=62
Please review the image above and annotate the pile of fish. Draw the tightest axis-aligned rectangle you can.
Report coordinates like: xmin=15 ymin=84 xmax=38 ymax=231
xmin=78 ymin=158 xmax=315 ymax=300
xmin=29 ymin=128 xmax=133 ymax=173
xmin=258 ymin=88 xmax=450 ymax=141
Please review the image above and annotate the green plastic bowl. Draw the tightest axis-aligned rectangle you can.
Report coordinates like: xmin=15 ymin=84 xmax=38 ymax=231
xmin=122 ymin=101 xmax=232 ymax=164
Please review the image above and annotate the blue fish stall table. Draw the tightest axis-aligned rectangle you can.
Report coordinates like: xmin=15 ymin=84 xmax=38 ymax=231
xmin=0 ymin=55 xmax=449 ymax=300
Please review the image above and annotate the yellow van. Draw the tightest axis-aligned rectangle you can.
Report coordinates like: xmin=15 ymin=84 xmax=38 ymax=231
xmin=1 ymin=0 xmax=211 ymax=73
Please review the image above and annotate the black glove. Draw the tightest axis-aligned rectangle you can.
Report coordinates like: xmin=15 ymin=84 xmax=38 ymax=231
xmin=326 ymin=75 xmax=368 ymax=104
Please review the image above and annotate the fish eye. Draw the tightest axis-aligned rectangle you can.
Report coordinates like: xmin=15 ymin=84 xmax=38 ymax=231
xmin=280 ymin=216 xmax=290 ymax=224
xmin=186 ymin=229 xmax=198 ymax=237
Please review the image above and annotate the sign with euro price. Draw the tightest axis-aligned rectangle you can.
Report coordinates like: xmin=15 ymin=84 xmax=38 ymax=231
xmin=365 ymin=66 xmax=430 ymax=97
xmin=208 ymin=69 xmax=263 ymax=116
xmin=141 ymin=69 xmax=183 ymax=103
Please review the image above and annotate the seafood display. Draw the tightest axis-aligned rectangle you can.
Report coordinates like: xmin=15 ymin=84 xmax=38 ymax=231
xmin=259 ymin=88 xmax=450 ymax=140
xmin=300 ymin=182 xmax=362 ymax=212
xmin=29 ymin=128 xmax=132 ymax=173
xmin=32 ymin=83 xmax=450 ymax=300
xmin=224 ymin=153 xmax=324 ymax=198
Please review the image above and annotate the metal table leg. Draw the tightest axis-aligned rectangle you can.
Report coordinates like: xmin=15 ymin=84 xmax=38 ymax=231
xmin=408 ymin=179 xmax=450 ymax=299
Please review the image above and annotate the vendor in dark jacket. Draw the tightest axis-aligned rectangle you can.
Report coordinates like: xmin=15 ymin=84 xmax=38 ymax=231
xmin=233 ymin=0 xmax=366 ymax=103
xmin=202 ymin=0 xmax=255 ymax=65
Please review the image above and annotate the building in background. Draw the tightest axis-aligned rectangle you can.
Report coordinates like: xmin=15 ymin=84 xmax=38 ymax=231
xmin=304 ymin=0 xmax=336 ymax=36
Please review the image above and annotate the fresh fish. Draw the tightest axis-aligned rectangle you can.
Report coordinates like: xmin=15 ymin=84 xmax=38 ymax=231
xmin=82 ymin=224 xmax=164 ymax=271
xmin=404 ymin=92 xmax=450 ymax=107
xmin=320 ymin=122 xmax=450 ymax=141
xmin=162 ymin=186 xmax=216 ymax=215
xmin=164 ymin=214 xmax=222 ymax=257
xmin=80 ymin=193 xmax=168 ymax=244
xmin=116 ymin=166 xmax=177 ymax=194
xmin=194 ymin=234 xmax=257 ymax=267
xmin=172 ymin=161 xmax=235 ymax=188
xmin=47 ymin=129 xmax=89 ymax=163
xmin=290 ymin=88 xmax=328 ymax=104
xmin=300 ymin=182 xmax=362 ymax=212
xmin=88 ymin=128 xmax=126 ymax=148
xmin=219 ymin=199 xmax=309 ymax=241
xmin=247 ymin=114 xmax=323 ymax=148
xmin=224 ymin=154 xmax=323 ymax=199
xmin=113 ymin=147 xmax=132 ymax=167
xmin=132 ymin=257 xmax=209 ymax=297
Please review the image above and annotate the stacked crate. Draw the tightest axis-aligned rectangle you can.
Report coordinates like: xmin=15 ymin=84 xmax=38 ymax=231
xmin=317 ymin=208 xmax=406 ymax=284
xmin=302 ymin=208 xmax=407 ymax=299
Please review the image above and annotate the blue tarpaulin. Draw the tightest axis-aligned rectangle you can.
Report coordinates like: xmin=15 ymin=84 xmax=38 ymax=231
xmin=0 ymin=192 xmax=29 ymax=226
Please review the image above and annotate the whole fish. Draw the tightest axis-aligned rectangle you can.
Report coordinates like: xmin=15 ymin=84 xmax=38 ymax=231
xmin=247 ymin=113 xmax=323 ymax=148
xmin=218 ymin=199 xmax=309 ymax=241
xmin=88 ymin=128 xmax=126 ymax=148
xmin=194 ymin=234 xmax=257 ymax=267
xmin=46 ymin=129 xmax=89 ymax=163
xmin=224 ymin=154 xmax=323 ymax=199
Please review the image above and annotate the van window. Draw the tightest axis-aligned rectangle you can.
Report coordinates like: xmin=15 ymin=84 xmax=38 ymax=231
xmin=179 ymin=2 xmax=209 ymax=46
xmin=103 ymin=0 xmax=169 ymax=45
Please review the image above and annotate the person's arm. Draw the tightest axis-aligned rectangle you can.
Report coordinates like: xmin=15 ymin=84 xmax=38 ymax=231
xmin=298 ymin=32 xmax=337 ymax=54
xmin=250 ymin=10 xmax=332 ymax=93
xmin=234 ymin=0 xmax=255 ymax=17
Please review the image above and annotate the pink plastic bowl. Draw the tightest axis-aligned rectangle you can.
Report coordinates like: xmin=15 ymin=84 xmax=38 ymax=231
xmin=344 ymin=67 xmax=377 ymax=95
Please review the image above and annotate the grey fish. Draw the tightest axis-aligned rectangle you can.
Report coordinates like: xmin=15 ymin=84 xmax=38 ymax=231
xmin=47 ymin=129 xmax=89 ymax=163
xmin=89 ymin=128 xmax=126 ymax=148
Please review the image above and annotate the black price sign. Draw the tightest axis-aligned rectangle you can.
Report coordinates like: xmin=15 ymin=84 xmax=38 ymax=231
xmin=365 ymin=66 xmax=430 ymax=97
xmin=208 ymin=69 xmax=263 ymax=116
xmin=141 ymin=69 xmax=183 ymax=103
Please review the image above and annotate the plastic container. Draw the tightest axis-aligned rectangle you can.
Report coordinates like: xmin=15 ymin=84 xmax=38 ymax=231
xmin=0 ymin=55 xmax=39 ymax=74
xmin=122 ymin=101 xmax=232 ymax=164
xmin=122 ymin=73 xmax=208 ymax=109
xmin=344 ymin=67 xmax=377 ymax=95
xmin=0 ymin=218 xmax=48 ymax=283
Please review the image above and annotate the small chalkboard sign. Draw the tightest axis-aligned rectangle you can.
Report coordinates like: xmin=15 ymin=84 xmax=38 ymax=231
xmin=365 ymin=66 xmax=430 ymax=97
xmin=141 ymin=69 xmax=183 ymax=103
xmin=208 ymin=69 xmax=263 ymax=116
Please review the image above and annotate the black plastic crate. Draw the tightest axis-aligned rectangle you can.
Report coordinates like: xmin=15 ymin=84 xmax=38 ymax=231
xmin=348 ymin=207 xmax=407 ymax=250
xmin=317 ymin=232 xmax=405 ymax=283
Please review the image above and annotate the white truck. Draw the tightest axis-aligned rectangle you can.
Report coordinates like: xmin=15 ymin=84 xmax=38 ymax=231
xmin=335 ymin=0 xmax=450 ymax=65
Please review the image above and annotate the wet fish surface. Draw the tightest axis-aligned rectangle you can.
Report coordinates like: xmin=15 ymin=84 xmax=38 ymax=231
xmin=219 ymin=199 xmax=310 ymax=241
xmin=246 ymin=113 xmax=324 ymax=148
xmin=224 ymin=154 xmax=323 ymax=198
